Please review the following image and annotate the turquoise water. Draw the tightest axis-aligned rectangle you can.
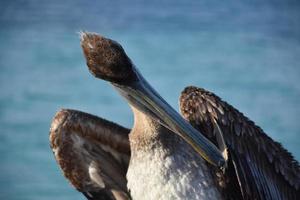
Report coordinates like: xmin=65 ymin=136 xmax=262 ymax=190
xmin=0 ymin=0 xmax=299 ymax=199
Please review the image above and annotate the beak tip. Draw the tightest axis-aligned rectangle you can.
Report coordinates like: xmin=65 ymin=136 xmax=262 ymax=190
xmin=218 ymin=157 xmax=227 ymax=171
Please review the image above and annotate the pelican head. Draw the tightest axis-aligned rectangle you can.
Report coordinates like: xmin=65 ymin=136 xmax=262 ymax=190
xmin=80 ymin=32 xmax=226 ymax=169
xmin=80 ymin=32 xmax=138 ymax=84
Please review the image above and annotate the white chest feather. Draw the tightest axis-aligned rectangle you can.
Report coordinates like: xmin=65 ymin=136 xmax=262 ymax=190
xmin=126 ymin=145 xmax=222 ymax=200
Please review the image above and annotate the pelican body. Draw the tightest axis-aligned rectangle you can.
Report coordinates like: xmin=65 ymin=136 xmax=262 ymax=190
xmin=80 ymin=32 xmax=225 ymax=199
xmin=50 ymin=32 xmax=300 ymax=200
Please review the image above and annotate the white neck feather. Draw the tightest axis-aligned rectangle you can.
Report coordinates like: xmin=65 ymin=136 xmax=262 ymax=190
xmin=126 ymin=107 xmax=223 ymax=200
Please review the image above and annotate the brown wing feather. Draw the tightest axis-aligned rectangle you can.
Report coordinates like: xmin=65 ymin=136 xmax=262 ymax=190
xmin=180 ymin=86 xmax=300 ymax=200
xmin=49 ymin=109 xmax=131 ymax=200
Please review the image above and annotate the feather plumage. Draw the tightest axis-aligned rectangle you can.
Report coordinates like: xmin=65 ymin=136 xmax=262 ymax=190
xmin=49 ymin=109 xmax=131 ymax=200
xmin=180 ymin=86 xmax=300 ymax=200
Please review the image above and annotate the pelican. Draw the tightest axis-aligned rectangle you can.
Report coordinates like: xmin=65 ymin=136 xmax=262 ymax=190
xmin=49 ymin=32 xmax=299 ymax=200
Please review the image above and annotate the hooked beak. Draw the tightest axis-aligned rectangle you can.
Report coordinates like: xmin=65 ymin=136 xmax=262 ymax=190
xmin=113 ymin=68 xmax=226 ymax=169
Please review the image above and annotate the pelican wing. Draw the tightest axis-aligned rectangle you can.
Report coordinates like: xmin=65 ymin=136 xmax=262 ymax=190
xmin=180 ymin=86 xmax=300 ymax=200
xmin=49 ymin=109 xmax=131 ymax=200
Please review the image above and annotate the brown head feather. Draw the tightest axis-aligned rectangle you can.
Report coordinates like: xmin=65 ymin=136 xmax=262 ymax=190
xmin=80 ymin=32 xmax=138 ymax=84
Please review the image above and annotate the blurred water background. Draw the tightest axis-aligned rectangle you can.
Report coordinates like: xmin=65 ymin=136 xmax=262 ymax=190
xmin=0 ymin=0 xmax=299 ymax=199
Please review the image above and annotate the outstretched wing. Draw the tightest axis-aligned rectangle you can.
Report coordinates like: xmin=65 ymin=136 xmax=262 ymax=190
xmin=49 ymin=109 xmax=131 ymax=200
xmin=180 ymin=86 xmax=300 ymax=200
